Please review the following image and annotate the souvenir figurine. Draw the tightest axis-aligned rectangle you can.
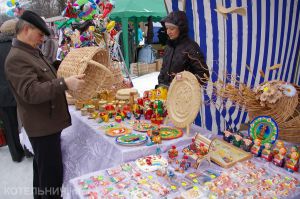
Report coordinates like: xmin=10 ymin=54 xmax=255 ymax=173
xmin=196 ymin=142 xmax=208 ymax=157
xmin=144 ymin=108 xmax=153 ymax=120
xmin=143 ymin=90 xmax=150 ymax=100
xmin=178 ymin=155 xmax=191 ymax=173
xmin=250 ymin=139 xmax=263 ymax=157
xmin=223 ymin=130 xmax=233 ymax=143
xmin=166 ymin=169 xmax=176 ymax=182
xmin=272 ymin=140 xmax=285 ymax=156
xmin=151 ymin=129 xmax=162 ymax=144
xmin=287 ymin=146 xmax=299 ymax=159
xmin=149 ymin=89 xmax=157 ymax=101
xmin=156 ymin=86 xmax=168 ymax=101
xmin=137 ymin=97 xmax=144 ymax=107
xmin=168 ymin=145 xmax=179 ymax=162
xmin=232 ymin=132 xmax=243 ymax=148
xmin=132 ymin=104 xmax=142 ymax=120
xmin=122 ymin=104 xmax=131 ymax=115
xmin=126 ymin=112 xmax=131 ymax=120
xmin=115 ymin=115 xmax=122 ymax=123
xmin=133 ymin=112 xmax=141 ymax=120
xmin=189 ymin=138 xmax=197 ymax=152
xmin=285 ymin=146 xmax=299 ymax=172
xmin=261 ymin=142 xmax=273 ymax=161
xmin=151 ymin=100 xmax=164 ymax=125
xmin=273 ymin=147 xmax=287 ymax=167
xmin=105 ymin=103 xmax=115 ymax=118
xmin=241 ymin=136 xmax=253 ymax=152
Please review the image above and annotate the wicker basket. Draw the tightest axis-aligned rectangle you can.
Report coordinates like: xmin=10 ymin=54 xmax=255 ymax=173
xmin=57 ymin=47 xmax=113 ymax=100
xmin=214 ymin=80 xmax=300 ymax=143
xmin=97 ymin=61 xmax=132 ymax=97
xmin=249 ymin=85 xmax=300 ymax=143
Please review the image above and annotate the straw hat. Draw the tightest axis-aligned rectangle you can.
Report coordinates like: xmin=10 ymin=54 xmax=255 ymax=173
xmin=0 ymin=19 xmax=18 ymax=34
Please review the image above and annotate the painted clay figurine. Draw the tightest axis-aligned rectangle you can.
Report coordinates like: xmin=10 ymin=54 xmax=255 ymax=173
xmin=151 ymin=129 xmax=162 ymax=144
xmin=285 ymin=146 xmax=299 ymax=172
xmin=223 ymin=130 xmax=233 ymax=143
xmin=232 ymin=132 xmax=243 ymax=148
xmin=261 ymin=143 xmax=273 ymax=162
xmin=273 ymin=147 xmax=287 ymax=167
xmin=168 ymin=145 xmax=179 ymax=160
xmin=178 ymin=155 xmax=191 ymax=173
xmin=272 ymin=140 xmax=285 ymax=156
xmin=241 ymin=136 xmax=253 ymax=152
xmin=250 ymin=139 xmax=263 ymax=157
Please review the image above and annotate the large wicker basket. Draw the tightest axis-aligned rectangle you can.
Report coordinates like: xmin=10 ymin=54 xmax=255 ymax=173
xmin=214 ymin=79 xmax=300 ymax=143
xmin=57 ymin=47 xmax=113 ymax=100
xmin=97 ymin=61 xmax=133 ymax=96
xmin=248 ymin=85 xmax=300 ymax=143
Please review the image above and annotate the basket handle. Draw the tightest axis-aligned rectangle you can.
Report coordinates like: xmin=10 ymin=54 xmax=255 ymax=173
xmin=88 ymin=60 xmax=113 ymax=76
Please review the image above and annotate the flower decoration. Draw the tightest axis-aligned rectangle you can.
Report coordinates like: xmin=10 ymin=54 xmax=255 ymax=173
xmin=281 ymin=84 xmax=297 ymax=97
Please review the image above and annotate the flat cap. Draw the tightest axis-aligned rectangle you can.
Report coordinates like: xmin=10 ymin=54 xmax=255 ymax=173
xmin=20 ymin=10 xmax=50 ymax=36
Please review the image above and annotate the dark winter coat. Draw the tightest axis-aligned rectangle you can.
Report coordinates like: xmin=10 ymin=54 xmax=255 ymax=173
xmin=158 ymin=11 xmax=209 ymax=86
xmin=0 ymin=33 xmax=16 ymax=107
xmin=5 ymin=39 xmax=71 ymax=137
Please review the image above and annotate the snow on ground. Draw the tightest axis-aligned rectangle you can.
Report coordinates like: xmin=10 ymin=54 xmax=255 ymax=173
xmin=131 ymin=72 xmax=159 ymax=96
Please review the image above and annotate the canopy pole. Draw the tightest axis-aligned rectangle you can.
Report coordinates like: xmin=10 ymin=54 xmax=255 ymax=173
xmin=134 ymin=17 xmax=139 ymax=48
xmin=121 ymin=17 xmax=130 ymax=70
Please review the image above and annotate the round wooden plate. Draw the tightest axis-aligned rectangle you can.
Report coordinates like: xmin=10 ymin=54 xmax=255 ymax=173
xmin=105 ymin=127 xmax=131 ymax=137
xmin=166 ymin=71 xmax=201 ymax=128
xmin=147 ymin=126 xmax=183 ymax=140
xmin=115 ymin=134 xmax=148 ymax=146
xmin=132 ymin=121 xmax=159 ymax=132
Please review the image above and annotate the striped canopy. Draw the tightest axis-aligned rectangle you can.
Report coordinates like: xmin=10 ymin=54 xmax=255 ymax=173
xmin=165 ymin=0 xmax=300 ymax=134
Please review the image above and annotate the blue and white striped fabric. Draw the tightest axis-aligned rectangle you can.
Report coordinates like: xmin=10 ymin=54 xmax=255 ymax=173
xmin=165 ymin=0 xmax=300 ymax=134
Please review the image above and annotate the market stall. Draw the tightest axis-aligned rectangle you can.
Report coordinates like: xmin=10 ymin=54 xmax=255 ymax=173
xmin=65 ymin=133 xmax=300 ymax=199
xmin=60 ymin=106 xmax=208 ymax=184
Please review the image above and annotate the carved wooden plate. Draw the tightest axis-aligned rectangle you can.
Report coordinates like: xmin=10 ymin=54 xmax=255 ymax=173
xmin=166 ymin=71 xmax=201 ymax=128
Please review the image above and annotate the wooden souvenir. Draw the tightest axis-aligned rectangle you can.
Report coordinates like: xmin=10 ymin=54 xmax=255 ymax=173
xmin=182 ymin=133 xmax=211 ymax=169
xmin=75 ymin=100 xmax=84 ymax=110
xmin=132 ymin=121 xmax=158 ymax=132
xmin=209 ymin=138 xmax=252 ymax=168
xmin=147 ymin=126 xmax=183 ymax=140
xmin=80 ymin=108 xmax=88 ymax=116
xmin=116 ymin=88 xmax=139 ymax=100
xmin=135 ymin=155 xmax=168 ymax=172
xmin=165 ymin=71 xmax=201 ymax=136
xmin=105 ymin=127 xmax=131 ymax=137
xmin=86 ymin=105 xmax=95 ymax=113
xmin=115 ymin=134 xmax=148 ymax=146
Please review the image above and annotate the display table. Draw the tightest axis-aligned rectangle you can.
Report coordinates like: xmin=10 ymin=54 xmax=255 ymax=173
xmin=61 ymin=106 xmax=214 ymax=183
xmin=66 ymin=144 xmax=300 ymax=199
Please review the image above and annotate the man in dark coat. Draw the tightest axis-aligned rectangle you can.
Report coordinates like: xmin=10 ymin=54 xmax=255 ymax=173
xmin=5 ymin=11 xmax=85 ymax=199
xmin=158 ymin=11 xmax=210 ymax=87
xmin=0 ymin=19 xmax=24 ymax=162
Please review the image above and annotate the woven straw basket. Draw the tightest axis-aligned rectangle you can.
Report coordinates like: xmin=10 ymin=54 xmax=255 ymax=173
xmin=248 ymin=84 xmax=300 ymax=143
xmin=97 ymin=61 xmax=132 ymax=96
xmin=57 ymin=47 xmax=113 ymax=100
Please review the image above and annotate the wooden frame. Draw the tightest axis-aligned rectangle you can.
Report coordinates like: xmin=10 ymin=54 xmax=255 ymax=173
xmin=209 ymin=138 xmax=252 ymax=168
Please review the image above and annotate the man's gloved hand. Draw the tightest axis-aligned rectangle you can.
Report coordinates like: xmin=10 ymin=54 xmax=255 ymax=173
xmin=64 ymin=74 xmax=85 ymax=91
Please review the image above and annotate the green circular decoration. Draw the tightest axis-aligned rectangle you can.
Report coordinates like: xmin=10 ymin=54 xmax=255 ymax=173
xmin=248 ymin=116 xmax=279 ymax=144
xmin=116 ymin=134 xmax=148 ymax=146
